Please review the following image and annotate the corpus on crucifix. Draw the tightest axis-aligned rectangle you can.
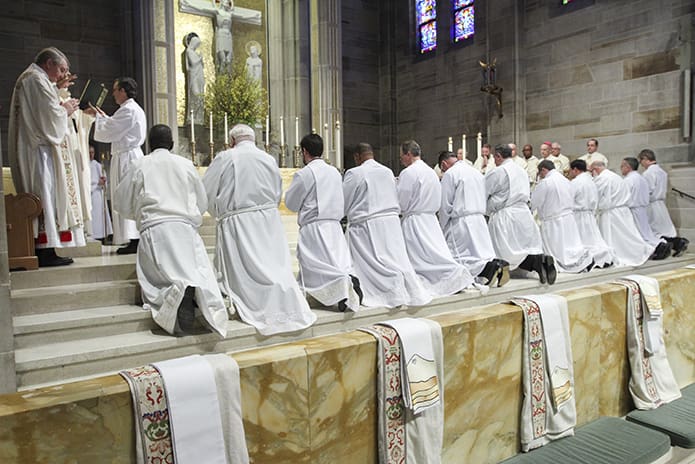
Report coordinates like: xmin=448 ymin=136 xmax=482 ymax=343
xmin=179 ymin=0 xmax=262 ymax=74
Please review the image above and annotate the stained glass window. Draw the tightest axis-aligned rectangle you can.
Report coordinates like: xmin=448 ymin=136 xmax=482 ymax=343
xmin=452 ymin=0 xmax=474 ymax=43
xmin=417 ymin=0 xmax=437 ymax=53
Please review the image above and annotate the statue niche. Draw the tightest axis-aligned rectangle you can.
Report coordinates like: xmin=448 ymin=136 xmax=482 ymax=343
xmin=184 ymin=32 xmax=205 ymax=125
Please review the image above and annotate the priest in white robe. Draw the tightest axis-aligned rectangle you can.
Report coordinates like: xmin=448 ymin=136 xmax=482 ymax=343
xmin=568 ymin=159 xmax=615 ymax=268
xmin=639 ymin=149 xmax=689 ymax=256
xmin=343 ymin=143 xmax=432 ymax=308
xmin=114 ymin=125 xmax=228 ymax=337
xmin=89 ymin=144 xmax=113 ymax=241
xmin=473 ymin=143 xmax=496 ymax=176
xmin=203 ymin=124 xmax=316 ymax=336
xmin=591 ymin=161 xmax=653 ymax=267
xmin=285 ymin=134 xmax=362 ymax=312
xmin=398 ymin=141 xmax=474 ymax=298
xmin=8 ymin=47 xmax=85 ymax=266
xmin=486 ymin=144 xmax=556 ymax=284
xmin=620 ymin=157 xmax=672 ymax=260
xmin=90 ymin=77 xmax=146 ymax=254
xmin=579 ymin=138 xmax=608 ymax=167
xmin=531 ymin=160 xmax=593 ymax=273
xmin=438 ymin=151 xmax=509 ymax=286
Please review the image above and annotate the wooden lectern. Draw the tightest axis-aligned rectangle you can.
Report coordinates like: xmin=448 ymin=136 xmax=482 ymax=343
xmin=5 ymin=193 xmax=42 ymax=271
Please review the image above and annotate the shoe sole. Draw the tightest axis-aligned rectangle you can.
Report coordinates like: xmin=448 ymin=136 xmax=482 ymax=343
xmin=497 ymin=265 xmax=510 ymax=287
xmin=544 ymin=256 xmax=557 ymax=285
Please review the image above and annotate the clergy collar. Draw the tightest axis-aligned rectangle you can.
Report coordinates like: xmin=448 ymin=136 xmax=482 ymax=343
xmin=120 ymin=98 xmax=134 ymax=107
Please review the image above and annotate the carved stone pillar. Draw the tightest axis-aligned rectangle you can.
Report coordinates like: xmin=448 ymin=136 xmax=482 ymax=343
xmin=310 ymin=0 xmax=343 ymax=170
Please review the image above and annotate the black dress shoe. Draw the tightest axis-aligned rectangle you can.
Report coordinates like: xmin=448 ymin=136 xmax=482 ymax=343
xmin=543 ymin=255 xmax=557 ymax=285
xmin=337 ymin=299 xmax=348 ymax=312
xmin=116 ymin=239 xmax=139 ymax=255
xmin=534 ymin=255 xmax=547 ymax=284
xmin=479 ymin=260 xmax=498 ymax=285
xmin=36 ymin=248 xmax=74 ymax=267
xmin=494 ymin=259 xmax=510 ymax=287
xmin=673 ymin=238 xmax=689 ymax=257
xmin=650 ymin=241 xmax=672 ymax=260
xmin=350 ymin=275 xmax=364 ymax=305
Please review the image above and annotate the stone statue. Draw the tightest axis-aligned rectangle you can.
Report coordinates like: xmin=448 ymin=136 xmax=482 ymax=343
xmin=245 ymin=41 xmax=262 ymax=83
xmin=184 ymin=32 xmax=205 ymax=124
xmin=179 ymin=0 xmax=262 ymax=75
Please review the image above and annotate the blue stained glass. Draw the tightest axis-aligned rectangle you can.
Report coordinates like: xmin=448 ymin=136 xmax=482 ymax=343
xmin=453 ymin=0 xmax=474 ymax=8
xmin=420 ymin=21 xmax=437 ymax=53
xmin=417 ymin=0 xmax=437 ymax=24
xmin=453 ymin=5 xmax=474 ymax=42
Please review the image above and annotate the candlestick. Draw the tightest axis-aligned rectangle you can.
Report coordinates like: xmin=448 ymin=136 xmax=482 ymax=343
xmin=209 ymin=112 xmax=213 ymax=143
xmin=280 ymin=116 xmax=285 ymax=148
xmin=265 ymin=113 xmax=270 ymax=144
xmin=448 ymin=136 xmax=453 ymax=152
xmin=295 ymin=116 xmax=299 ymax=148
xmin=462 ymin=134 xmax=467 ymax=157
xmin=210 ymin=142 xmax=215 ymax=161
xmin=477 ymin=132 xmax=482 ymax=159
xmin=190 ymin=110 xmax=195 ymax=141
xmin=224 ymin=113 xmax=228 ymax=145
xmin=334 ymin=120 xmax=341 ymax=171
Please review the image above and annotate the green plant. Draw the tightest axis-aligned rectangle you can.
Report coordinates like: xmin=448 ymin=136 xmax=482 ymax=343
xmin=204 ymin=62 xmax=267 ymax=129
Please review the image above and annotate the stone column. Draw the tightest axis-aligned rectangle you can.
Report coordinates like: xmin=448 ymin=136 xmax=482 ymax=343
xmin=310 ymin=0 xmax=343 ymax=170
xmin=0 ymin=128 xmax=17 ymax=393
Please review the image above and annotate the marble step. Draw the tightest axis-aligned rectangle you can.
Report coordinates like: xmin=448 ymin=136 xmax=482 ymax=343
xmin=10 ymin=257 xmax=136 ymax=290
xmin=11 ymin=280 xmax=141 ymax=316
xmin=13 ymin=305 xmax=155 ymax=349
xmin=13 ymin=253 xmax=695 ymax=390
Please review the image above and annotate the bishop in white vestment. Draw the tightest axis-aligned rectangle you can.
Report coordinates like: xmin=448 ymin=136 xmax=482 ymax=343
xmin=89 ymin=145 xmax=113 ymax=240
xmin=438 ymin=152 xmax=509 ymax=285
xmin=568 ymin=159 xmax=615 ymax=268
xmin=531 ymin=161 xmax=593 ymax=273
xmin=639 ymin=149 xmax=688 ymax=256
xmin=203 ymin=124 xmax=316 ymax=336
xmin=92 ymin=77 xmax=146 ymax=253
xmin=114 ymin=125 xmax=228 ymax=337
xmin=285 ymin=134 xmax=361 ymax=312
xmin=591 ymin=161 xmax=653 ymax=267
xmin=343 ymin=143 xmax=432 ymax=308
xmin=8 ymin=47 xmax=85 ymax=266
xmin=486 ymin=145 xmax=556 ymax=284
xmin=398 ymin=141 xmax=474 ymax=297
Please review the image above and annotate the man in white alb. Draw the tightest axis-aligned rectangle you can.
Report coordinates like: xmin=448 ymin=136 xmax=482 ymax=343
xmin=531 ymin=160 xmax=593 ymax=273
xmin=473 ymin=143 xmax=496 ymax=175
xmin=343 ymin=143 xmax=431 ymax=308
xmin=438 ymin=151 xmax=509 ymax=286
xmin=620 ymin=157 xmax=672 ymax=260
xmin=115 ymin=125 xmax=228 ymax=337
xmin=579 ymin=138 xmax=608 ymax=168
xmin=8 ymin=47 xmax=84 ymax=266
xmin=89 ymin=144 xmax=113 ymax=241
xmin=285 ymin=133 xmax=362 ymax=312
xmin=90 ymin=77 xmax=146 ymax=254
xmin=203 ymin=124 xmax=316 ymax=336
xmin=486 ymin=144 xmax=556 ymax=284
xmin=398 ymin=141 xmax=474 ymax=298
xmin=510 ymin=142 xmax=527 ymax=170
xmin=568 ymin=159 xmax=615 ymax=268
xmin=639 ymin=149 xmax=689 ymax=256
xmin=551 ymin=142 xmax=570 ymax=176
xmin=591 ymin=161 xmax=653 ymax=267
xmin=521 ymin=144 xmax=539 ymax=188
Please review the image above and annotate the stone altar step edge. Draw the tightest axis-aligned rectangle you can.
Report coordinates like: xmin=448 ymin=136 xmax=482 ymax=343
xmin=13 ymin=305 xmax=157 ymax=350
xmin=10 ymin=280 xmax=141 ymax=316
xmin=10 ymin=260 xmax=137 ymax=291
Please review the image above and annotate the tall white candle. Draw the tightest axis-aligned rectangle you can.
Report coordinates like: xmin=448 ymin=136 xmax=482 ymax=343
xmin=224 ymin=113 xmax=228 ymax=144
xmin=448 ymin=136 xmax=453 ymax=152
xmin=323 ymin=123 xmax=329 ymax=148
xmin=477 ymin=132 xmax=482 ymax=159
xmin=280 ymin=116 xmax=285 ymax=147
xmin=265 ymin=113 xmax=270 ymax=143
xmin=190 ymin=110 xmax=195 ymax=140
xmin=462 ymin=134 xmax=467 ymax=157
xmin=334 ymin=120 xmax=341 ymax=170
xmin=295 ymin=116 xmax=299 ymax=147
xmin=209 ymin=112 xmax=213 ymax=143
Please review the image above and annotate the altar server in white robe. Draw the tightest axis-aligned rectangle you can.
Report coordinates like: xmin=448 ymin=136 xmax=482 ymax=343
xmin=591 ymin=161 xmax=653 ymax=267
xmin=438 ymin=151 xmax=509 ymax=286
xmin=343 ymin=143 xmax=432 ymax=308
xmin=486 ymin=144 xmax=557 ymax=284
xmin=114 ymin=125 xmax=228 ymax=337
xmin=620 ymin=157 xmax=672 ymax=260
xmin=579 ymin=138 xmax=608 ymax=168
xmin=89 ymin=144 xmax=112 ymax=240
xmin=639 ymin=149 xmax=689 ymax=256
xmin=398 ymin=141 xmax=474 ymax=297
xmin=90 ymin=77 xmax=146 ymax=254
xmin=473 ymin=143 xmax=496 ymax=176
xmin=203 ymin=124 xmax=316 ymax=336
xmin=8 ymin=47 xmax=85 ymax=266
xmin=531 ymin=160 xmax=593 ymax=273
xmin=285 ymin=133 xmax=362 ymax=312
xmin=568 ymin=159 xmax=615 ymax=268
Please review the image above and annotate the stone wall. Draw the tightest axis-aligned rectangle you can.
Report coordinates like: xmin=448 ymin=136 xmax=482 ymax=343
xmin=0 ymin=0 xmax=129 ymax=166
xmin=1 ymin=268 xmax=693 ymax=463
xmin=340 ymin=0 xmax=694 ymax=173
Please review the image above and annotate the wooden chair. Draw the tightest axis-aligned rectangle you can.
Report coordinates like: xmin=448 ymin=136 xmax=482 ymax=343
xmin=5 ymin=193 xmax=42 ymax=271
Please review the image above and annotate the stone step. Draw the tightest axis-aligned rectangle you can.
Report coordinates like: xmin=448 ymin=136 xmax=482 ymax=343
xmin=11 ymin=280 xmax=141 ymax=316
xmin=665 ymin=163 xmax=695 ymax=178
xmin=58 ymin=241 xmax=104 ymax=258
xmin=671 ymin=208 xmax=695 ymax=229
xmin=10 ymin=257 xmax=136 ymax=290
xmin=13 ymin=305 xmax=155 ymax=349
xmin=12 ymin=253 xmax=695 ymax=390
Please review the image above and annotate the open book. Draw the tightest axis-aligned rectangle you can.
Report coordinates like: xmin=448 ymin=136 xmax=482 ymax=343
xmin=78 ymin=79 xmax=108 ymax=110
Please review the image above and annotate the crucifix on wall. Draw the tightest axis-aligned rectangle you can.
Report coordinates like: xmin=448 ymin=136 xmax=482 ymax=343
xmin=179 ymin=0 xmax=262 ymax=74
